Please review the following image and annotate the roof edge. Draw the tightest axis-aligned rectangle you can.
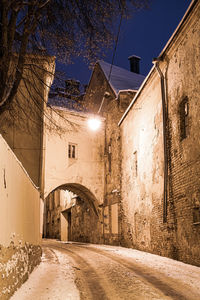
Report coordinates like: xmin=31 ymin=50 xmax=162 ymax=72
xmin=158 ymin=0 xmax=198 ymax=59
xmin=118 ymin=65 xmax=155 ymax=126
xmin=118 ymin=0 xmax=198 ymax=126
xmin=97 ymin=61 xmax=118 ymax=97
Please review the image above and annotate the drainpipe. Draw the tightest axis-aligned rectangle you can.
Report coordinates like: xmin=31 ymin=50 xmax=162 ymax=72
xmin=153 ymin=58 xmax=168 ymax=222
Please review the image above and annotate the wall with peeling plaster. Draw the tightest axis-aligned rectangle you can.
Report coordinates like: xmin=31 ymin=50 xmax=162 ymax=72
xmin=120 ymin=72 xmax=170 ymax=253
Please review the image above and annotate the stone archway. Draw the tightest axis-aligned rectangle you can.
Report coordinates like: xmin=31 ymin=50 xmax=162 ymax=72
xmin=44 ymin=183 xmax=102 ymax=243
xmin=47 ymin=182 xmax=100 ymax=216
xmin=58 ymin=183 xmax=99 ymax=216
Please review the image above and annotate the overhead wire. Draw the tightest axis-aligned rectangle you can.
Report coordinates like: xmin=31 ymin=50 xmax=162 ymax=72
xmin=97 ymin=5 xmax=124 ymax=114
xmin=108 ymin=5 xmax=124 ymax=82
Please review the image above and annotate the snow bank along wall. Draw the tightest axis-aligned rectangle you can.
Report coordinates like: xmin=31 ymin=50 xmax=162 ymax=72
xmin=120 ymin=0 xmax=200 ymax=266
xmin=0 ymin=135 xmax=41 ymax=299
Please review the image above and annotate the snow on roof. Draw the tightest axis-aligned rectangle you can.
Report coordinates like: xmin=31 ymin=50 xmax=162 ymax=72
xmin=128 ymin=55 xmax=141 ymax=60
xmin=48 ymin=96 xmax=84 ymax=112
xmin=98 ymin=60 xmax=145 ymax=95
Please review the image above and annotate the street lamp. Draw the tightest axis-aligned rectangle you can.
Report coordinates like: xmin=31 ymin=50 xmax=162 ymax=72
xmin=87 ymin=117 xmax=101 ymax=131
xmin=87 ymin=92 xmax=110 ymax=131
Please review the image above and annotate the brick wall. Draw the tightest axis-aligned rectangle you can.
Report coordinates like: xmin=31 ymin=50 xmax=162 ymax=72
xmin=45 ymin=190 xmax=61 ymax=239
xmin=165 ymin=1 xmax=200 ymax=265
xmin=119 ymin=1 xmax=200 ymax=266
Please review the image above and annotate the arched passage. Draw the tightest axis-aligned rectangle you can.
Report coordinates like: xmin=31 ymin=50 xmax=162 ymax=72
xmin=47 ymin=182 xmax=99 ymax=216
xmin=44 ymin=183 xmax=103 ymax=243
xmin=58 ymin=183 xmax=99 ymax=216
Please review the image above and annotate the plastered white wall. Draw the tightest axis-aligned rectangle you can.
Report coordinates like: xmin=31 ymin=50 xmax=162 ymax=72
xmin=0 ymin=135 xmax=40 ymax=247
xmin=44 ymin=108 xmax=105 ymax=205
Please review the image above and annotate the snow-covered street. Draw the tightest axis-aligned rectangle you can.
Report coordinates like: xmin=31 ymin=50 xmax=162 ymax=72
xmin=11 ymin=239 xmax=200 ymax=300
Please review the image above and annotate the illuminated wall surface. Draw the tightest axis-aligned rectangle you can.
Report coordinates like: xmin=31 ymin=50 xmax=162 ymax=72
xmin=120 ymin=0 xmax=200 ymax=265
xmin=44 ymin=107 xmax=105 ymax=205
xmin=0 ymin=135 xmax=41 ymax=299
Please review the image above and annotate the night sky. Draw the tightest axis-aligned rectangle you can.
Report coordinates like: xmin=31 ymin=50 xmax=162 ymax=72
xmin=57 ymin=0 xmax=191 ymax=85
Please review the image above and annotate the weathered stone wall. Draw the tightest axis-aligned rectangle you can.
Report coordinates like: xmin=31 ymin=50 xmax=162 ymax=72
xmin=103 ymin=91 xmax=136 ymax=245
xmin=165 ymin=1 xmax=200 ymax=265
xmin=120 ymin=0 xmax=200 ymax=266
xmin=45 ymin=190 xmax=61 ymax=239
xmin=70 ymin=198 xmax=102 ymax=244
xmin=0 ymin=244 xmax=41 ymax=300
xmin=0 ymin=135 xmax=41 ymax=298
xmin=120 ymin=73 xmax=175 ymax=255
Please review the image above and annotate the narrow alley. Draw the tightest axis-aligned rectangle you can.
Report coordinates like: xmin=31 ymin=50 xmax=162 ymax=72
xmin=11 ymin=239 xmax=200 ymax=300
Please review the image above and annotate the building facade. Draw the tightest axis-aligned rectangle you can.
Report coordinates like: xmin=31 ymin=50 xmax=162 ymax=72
xmin=44 ymin=0 xmax=200 ymax=267
xmin=119 ymin=0 xmax=200 ymax=265
xmin=43 ymin=104 xmax=106 ymax=243
xmin=44 ymin=59 xmax=145 ymax=244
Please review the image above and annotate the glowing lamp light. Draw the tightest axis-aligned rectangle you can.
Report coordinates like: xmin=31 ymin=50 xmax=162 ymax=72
xmin=88 ymin=117 xmax=101 ymax=131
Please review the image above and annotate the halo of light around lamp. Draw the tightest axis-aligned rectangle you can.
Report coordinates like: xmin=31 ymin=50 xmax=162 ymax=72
xmin=88 ymin=117 xmax=101 ymax=131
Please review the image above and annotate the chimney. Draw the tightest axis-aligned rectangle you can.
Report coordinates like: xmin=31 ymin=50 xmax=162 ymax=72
xmin=128 ymin=55 xmax=141 ymax=74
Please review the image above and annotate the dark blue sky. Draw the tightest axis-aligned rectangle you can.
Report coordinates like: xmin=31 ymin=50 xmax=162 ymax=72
xmin=58 ymin=0 xmax=191 ymax=85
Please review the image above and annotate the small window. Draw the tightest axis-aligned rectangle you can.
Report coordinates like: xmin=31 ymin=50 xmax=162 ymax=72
xmin=193 ymin=207 xmax=200 ymax=224
xmin=68 ymin=143 xmax=77 ymax=159
xmin=133 ymin=151 xmax=138 ymax=177
xmin=108 ymin=142 xmax=111 ymax=173
xmin=179 ymin=97 xmax=189 ymax=140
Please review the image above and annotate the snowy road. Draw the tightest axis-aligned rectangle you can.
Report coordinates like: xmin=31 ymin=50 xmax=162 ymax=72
xmin=11 ymin=239 xmax=200 ymax=300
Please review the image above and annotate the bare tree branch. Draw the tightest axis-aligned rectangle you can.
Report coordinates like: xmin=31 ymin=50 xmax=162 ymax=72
xmin=0 ymin=0 xmax=150 ymax=133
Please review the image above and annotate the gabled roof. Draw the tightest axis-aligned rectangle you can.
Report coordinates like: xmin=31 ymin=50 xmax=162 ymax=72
xmin=98 ymin=60 xmax=145 ymax=95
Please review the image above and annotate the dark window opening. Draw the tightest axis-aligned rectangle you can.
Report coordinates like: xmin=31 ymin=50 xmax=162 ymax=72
xmin=108 ymin=141 xmax=112 ymax=173
xmin=68 ymin=143 xmax=77 ymax=159
xmin=179 ymin=97 xmax=189 ymax=141
xmin=133 ymin=151 xmax=138 ymax=177
xmin=72 ymin=145 xmax=75 ymax=158
xmin=193 ymin=207 xmax=200 ymax=224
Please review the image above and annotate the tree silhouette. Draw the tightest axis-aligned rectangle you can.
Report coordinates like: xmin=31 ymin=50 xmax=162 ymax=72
xmin=0 ymin=0 xmax=149 ymax=131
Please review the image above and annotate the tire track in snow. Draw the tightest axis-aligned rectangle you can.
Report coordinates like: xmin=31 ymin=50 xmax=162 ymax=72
xmin=46 ymin=243 xmax=110 ymax=300
xmin=46 ymin=242 xmax=170 ymax=300
xmin=72 ymin=244 xmax=195 ymax=300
